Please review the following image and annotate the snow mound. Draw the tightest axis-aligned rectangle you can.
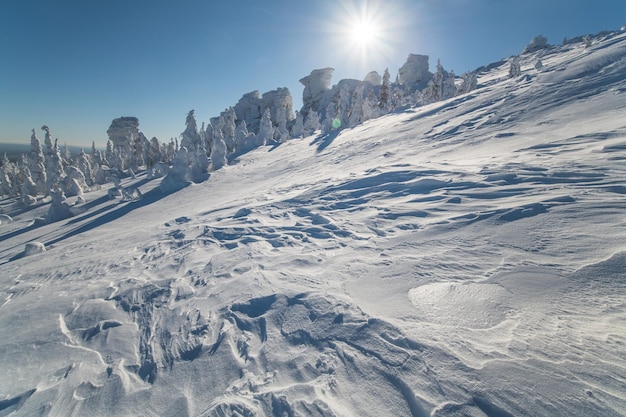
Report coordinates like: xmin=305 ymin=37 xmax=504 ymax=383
xmin=408 ymin=282 xmax=511 ymax=329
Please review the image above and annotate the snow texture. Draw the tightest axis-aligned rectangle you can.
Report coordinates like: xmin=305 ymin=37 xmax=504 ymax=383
xmin=1 ymin=30 xmax=626 ymax=417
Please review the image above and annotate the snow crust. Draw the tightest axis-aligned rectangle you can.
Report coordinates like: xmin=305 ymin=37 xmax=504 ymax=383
xmin=1 ymin=31 xmax=626 ymax=416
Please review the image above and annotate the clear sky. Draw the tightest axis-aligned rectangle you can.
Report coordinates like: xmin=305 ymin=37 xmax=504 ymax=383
xmin=1 ymin=0 xmax=624 ymax=147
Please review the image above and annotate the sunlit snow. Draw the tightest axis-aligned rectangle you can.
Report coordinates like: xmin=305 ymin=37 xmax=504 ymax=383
xmin=1 ymin=32 xmax=626 ymax=416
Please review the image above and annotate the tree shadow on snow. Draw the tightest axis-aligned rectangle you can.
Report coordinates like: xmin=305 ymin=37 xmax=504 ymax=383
xmin=44 ymin=186 xmax=172 ymax=248
xmin=310 ymin=130 xmax=340 ymax=153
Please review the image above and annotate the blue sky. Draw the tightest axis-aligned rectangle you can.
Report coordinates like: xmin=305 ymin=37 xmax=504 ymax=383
xmin=1 ymin=0 xmax=624 ymax=147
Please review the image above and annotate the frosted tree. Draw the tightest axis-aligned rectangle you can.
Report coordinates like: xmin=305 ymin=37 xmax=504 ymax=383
xmin=274 ymin=107 xmax=290 ymax=143
xmin=535 ymin=59 xmax=544 ymax=72
xmin=290 ymin=111 xmax=304 ymax=138
xmin=45 ymin=139 xmax=65 ymax=193
xmin=105 ymin=140 xmax=114 ymax=166
xmin=509 ymin=57 xmax=521 ymax=78
xmin=148 ymin=137 xmax=162 ymax=167
xmin=303 ymin=110 xmax=321 ymax=136
xmin=323 ymin=101 xmax=338 ymax=133
xmin=76 ymin=149 xmax=94 ymax=187
xmin=20 ymin=164 xmax=38 ymax=205
xmin=181 ymin=110 xmax=201 ymax=151
xmin=348 ymin=86 xmax=365 ymax=128
xmin=379 ymin=68 xmax=391 ymax=111
xmin=28 ymin=129 xmax=47 ymax=195
xmin=256 ymin=107 xmax=274 ymax=146
xmin=222 ymin=108 xmax=237 ymax=152
xmin=209 ymin=135 xmax=227 ymax=171
xmin=457 ymin=72 xmax=478 ymax=95
xmin=362 ymin=90 xmax=379 ymax=122
xmin=46 ymin=187 xmax=73 ymax=223
xmin=0 ymin=154 xmax=14 ymax=196
xmin=442 ymin=70 xmax=457 ymax=100
xmin=64 ymin=164 xmax=88 ymax=197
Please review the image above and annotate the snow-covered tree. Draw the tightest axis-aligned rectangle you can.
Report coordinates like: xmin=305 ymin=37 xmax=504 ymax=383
xmin=222 ymin=107 xmax=237 ymax=152
xmin=290 ymin=111 xmax=304 ymax=138
xmin=20 ymin=164 xmax=38 ymax=205
xmin=46 ymin=187 xmax=72 ymax=223
xmin=64 ymin=165 xmax=88 ymax=197
xmin=524 ymin=35 xmax=548 ymax=53
xmin=274 ymin=106 xmax=290 ymax=143
xmin=181 ymin=110 xmax=201 ymax=151
xmin=535 ymin=59 xmax=544 ymax=72
xmin=303 ymin=110 xmax=321 ymax=136
xmin=0 ymin=154 xmax=15 ymax=196
xmin=209 ymin=135 xmax=227 ymax=171
xmin=509 ymin=57 xmax=521 ymax=78
xmin=257 ymin=108 xmax=274 ymax=146
xmin=76 ymin=149 xmax=94 ymax=187
xmin=28 ymin=129 xmax=47 ymax=195
xmin=348 ymin=86 xmax=365 ymax=128
xmin=458 ymin=72 xmax=478 ymax=95
xmin=45 ymin=139 xmax=65 ymax=193
xmin=379 ymin=68 xmax=391 ymax=111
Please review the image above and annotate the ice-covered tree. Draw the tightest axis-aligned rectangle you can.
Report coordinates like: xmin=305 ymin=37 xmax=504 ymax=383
xmin=274 ymin=106 xmax=290 ymax=143
xmin=45 ymin=139 xmax=65 ymax=193
xmin=181 ymin=110 xmax=201 ymax=151
xmin=290 ymin=111 xmax=304 ymax=138
xmin=257 ymin=107 xmax=274 ymax=146
xmin=64 ymin=165 xmax=88 ymax=197
xmin=28 ymin=129 xmax=47 ymax=195
xmin=379 ymin=68 xmax=391 ymax=111
xmin=303 ymin=110 xmax=321 ymax=136
xmin=222 ymin=108 xmax=237 ymax=152
xmin=348 ymin=86 xmax=365 ymax=128
xmin=76 ymin=149 xmax=94 ymax=187
xmin=46 ymin=187 xmax=72 ymax=223
xmin=209 ymin=135 xmax=227 ymax=171
xmin=524 ymin=35 xmax=548 ymax=53
xmin=0 ymin=154 xmax=15 ymax=196
xmin=457 ymin=72 xmax=478 ymax=95
xmin=509 ymin=57 xmax=521 ymax=78
xmin=20 ymin=164 xmax=38 ymax=205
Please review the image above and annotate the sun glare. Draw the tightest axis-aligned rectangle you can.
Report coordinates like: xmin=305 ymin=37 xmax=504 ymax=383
xmin=350 ymin=19 xmax=380 ymax=47
xmin=322 ymin=0 xmax=402 ymax=75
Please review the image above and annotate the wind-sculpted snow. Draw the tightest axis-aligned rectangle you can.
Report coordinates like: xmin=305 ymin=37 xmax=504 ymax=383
xmin=1 ymin=31 xmax=626 ymax=416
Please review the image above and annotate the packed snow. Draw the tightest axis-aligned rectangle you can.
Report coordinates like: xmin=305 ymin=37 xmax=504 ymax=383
xmin=1 ymin=31 xmax=626 ymax=416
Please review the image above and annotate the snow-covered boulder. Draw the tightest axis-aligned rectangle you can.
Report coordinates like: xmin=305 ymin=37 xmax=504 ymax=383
xmin=363 ymin=71 xmax=382 ymax=85
xmin=300 ymin=68 xmax=334 ymax=113
xmin=107 ymin=116 xmax=139 ymax=148
xmin=24 ymin=241 xmax=46 ymax=256
xmin=398 ymin=54 xmax=431 ymax=85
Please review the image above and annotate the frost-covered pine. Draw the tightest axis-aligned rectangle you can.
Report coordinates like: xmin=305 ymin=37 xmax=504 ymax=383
xmin=76 ymin=149 xmax=94 ymax=187
xmin=232 ymin=120 xmax=258 ymax=158
xmin=509 ymin=57 xmax=521 ymax=78
xmin=148 ymin=137 xmax=162 ymax=167
xmin=105 ymin=140 xmax=114 ymax=166
xmin=379 ymin=68 xmax=391 ymax=111
xmin=458 ymin=72 xmax=478 ymax=95
xmin=274 ymin=107 xmax=290 ymax=143
xmin=524 ymin=35 xmax=548 ymax=53
xmin=28 ymin=129 xmax=47 ymax=195
xmin=64 ymin=165 xmax=87 ymax=197
xmin=46 ymin=187 xmax=72 ymax=223
xmin=362 ymin=90 xmax=379 ymax=122
xmin=348 ymin=86 xmax=364 ymax=128
xmin=290 ymin=111 xmax=304 ymax=138
xmin=0 ymin=154 xmax=14 ymax=196
xmin=209 ymin=134 xmax=227 ymax=171
xmin=222 ymin=108 xmax=237 ymax=153
xmin=20 ymin=164 xmax=38 ymax=205
xmin=181 ymin=110 xmax=201 ymax=151
xmin=442 ymin=70 xmax=457 ymax=100
xmin=535 ymin=59 xmax=544 ymax=72
xmin=45 ymin=139 xmax=65 ymax=193
xmin=256 ymin=107 xmax=274 ymax=146
xmin=303 ymin=110 xmax=321 ymax=136
xmin=322 ymin=101 xmax=338 ymax=133
xmin=160 ymin=147 xmax=192 ymax=193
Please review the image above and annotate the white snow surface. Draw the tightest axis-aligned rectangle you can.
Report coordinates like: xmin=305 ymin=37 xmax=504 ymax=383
xmin=1 ymin=33 xmax=626 ymax=416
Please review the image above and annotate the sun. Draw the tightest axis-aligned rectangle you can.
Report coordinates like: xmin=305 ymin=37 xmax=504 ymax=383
xmin=349 ymin=19 xmax=381 ymax=48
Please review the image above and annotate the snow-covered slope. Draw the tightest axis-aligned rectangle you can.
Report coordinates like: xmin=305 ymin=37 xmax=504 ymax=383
xmin=1 ymin=32 xmax=626 ymax=416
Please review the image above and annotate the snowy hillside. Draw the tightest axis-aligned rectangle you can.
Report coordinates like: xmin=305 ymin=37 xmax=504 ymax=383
xmin=1 ymin=31 xmax=626 ymax=416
